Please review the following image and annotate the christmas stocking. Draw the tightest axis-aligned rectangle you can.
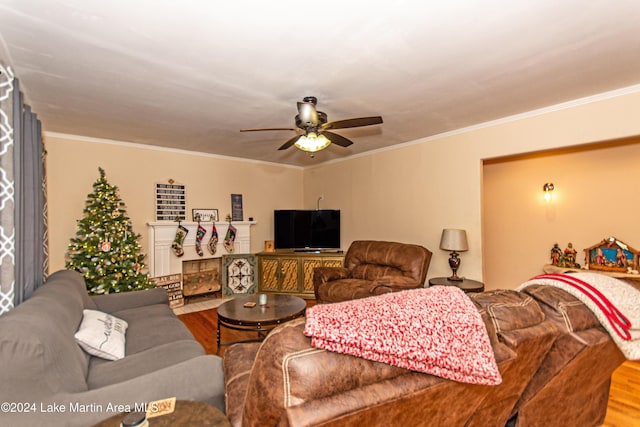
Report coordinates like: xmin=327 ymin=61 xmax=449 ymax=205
xmin=207 ymin=223 xmax=219 ymax=255
xmin=171 ymin=224 xmax=188 ymax=257
xmin=224 ymin=224 xmax=237 ymax=253
xmin=194 ymin=223 xmax=206 ymax=257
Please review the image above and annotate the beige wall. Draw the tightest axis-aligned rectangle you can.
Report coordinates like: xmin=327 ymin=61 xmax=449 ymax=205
xmin=45 ymin=134 xmax=303 ymax=272
xmin=46 ymin=88 xmax=640 ymax=287
xmin=483 ymin=138 xmax=640 ymax=290
xmin=304 ymin=89 xmax=640 ymax=285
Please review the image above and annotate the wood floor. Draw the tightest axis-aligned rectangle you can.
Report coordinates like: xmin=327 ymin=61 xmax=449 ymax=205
xmin=178 ymin=307 xmax=640 ymax=426
xmin=602 ymin=360 xmax=640 ymax=427
xmin=178 ymin=307 xmax=222 ymax=355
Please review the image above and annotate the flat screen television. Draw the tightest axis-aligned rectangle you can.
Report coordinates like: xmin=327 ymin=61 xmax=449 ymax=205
xmin=274 ymin=209 xmax=340 ymax=251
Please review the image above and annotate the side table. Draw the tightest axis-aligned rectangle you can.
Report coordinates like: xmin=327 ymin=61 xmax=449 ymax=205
xmin=92 ymin=400 xmax=230 ymax=426
xmin=428 ymin=277 xmax=484 ymax=293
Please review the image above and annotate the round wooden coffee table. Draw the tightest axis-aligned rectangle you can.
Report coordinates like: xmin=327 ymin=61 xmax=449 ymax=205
xmin=216 ymin=293 xmax=306 ymax=354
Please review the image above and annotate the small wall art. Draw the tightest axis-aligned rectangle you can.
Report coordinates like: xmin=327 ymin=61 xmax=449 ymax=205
xmin=192 ymin=208 xmax=218 ymax=222
xmin=231 ymin=194 xmax=243 ymax=221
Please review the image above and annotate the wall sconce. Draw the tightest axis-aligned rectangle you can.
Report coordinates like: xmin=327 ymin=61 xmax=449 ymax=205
xmin=543 ymin=182 xmax=554 ymax=202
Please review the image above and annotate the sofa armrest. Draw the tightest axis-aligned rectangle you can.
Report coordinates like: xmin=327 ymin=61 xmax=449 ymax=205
xmin=91 ymin=287 xmax=169 ymax=313
xmin=282 ymin=369 xmax=493 ymax=427
xmin=224 ymin=343 xmax=262 ymax=427
xmin=21 ymin=355 xmax=225 ymax=427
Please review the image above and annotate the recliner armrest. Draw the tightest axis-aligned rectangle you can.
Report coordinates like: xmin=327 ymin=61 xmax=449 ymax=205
xmin=314 ymin=267 xmax=351 ymax=283
xmin=370 ymin=276 xmax=422 ymax=294
xmin=313 ymin=267 xmax=351 ymax=298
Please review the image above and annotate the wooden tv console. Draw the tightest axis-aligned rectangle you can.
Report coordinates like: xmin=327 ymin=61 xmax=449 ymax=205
xmin=257 ymin=250 xmax=345 ymax=299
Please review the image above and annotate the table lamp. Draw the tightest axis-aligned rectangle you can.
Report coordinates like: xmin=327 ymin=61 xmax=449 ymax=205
xmin=439 ymin=229 xmax=468 ymax=281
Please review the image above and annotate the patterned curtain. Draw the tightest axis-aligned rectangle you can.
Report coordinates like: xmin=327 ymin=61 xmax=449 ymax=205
xmin=0 ymin=64 xmax=48 ymax=315
xmin=0 ymin=65 xmax=15 ymax=314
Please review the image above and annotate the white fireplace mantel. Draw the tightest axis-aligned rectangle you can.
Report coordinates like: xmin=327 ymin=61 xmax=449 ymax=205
xmin=147 ymin=221 xmax=256 ymax=278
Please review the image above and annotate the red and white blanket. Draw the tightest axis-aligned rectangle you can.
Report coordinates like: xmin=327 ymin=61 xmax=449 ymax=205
xmin=303 ymin=286 xmax=502 ymax=385
xmin=518 ymin=272 xmax=640 ymax=360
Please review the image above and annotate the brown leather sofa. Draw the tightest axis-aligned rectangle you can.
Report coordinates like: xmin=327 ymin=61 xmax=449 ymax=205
xmin=508 ymin=285 xmax=626 ymax=427
xmin=313 ymin=240 xmax=432 ymax=303
xmin=223 ymin=284 xmax=626 ymax=426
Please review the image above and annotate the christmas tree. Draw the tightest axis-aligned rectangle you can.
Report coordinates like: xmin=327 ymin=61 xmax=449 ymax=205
xmin=66 ymin=168 xmax=154 ymax=294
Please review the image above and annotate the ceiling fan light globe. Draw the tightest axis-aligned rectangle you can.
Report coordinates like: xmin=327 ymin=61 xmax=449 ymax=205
xmin=294 ymin=133 xmax=331 ymax=153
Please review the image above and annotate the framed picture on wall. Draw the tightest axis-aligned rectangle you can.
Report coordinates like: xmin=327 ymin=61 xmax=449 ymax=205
xmin=231 ymin=194 xmax=243 ymax=221
xmin=192 ymin=208 xmax=218 ymax=222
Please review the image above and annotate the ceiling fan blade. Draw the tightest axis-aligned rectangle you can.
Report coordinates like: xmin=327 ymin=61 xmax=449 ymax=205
xmin=297 ymin=102 xmax=319 ymax=127
xmin=278 ymin=134 xmax=301 ymax=151
xmin=321 ymin=116 xmax=383 ymax=130
xmin=240 ymin=127 xmax=297 ymax=132
xmin=322 ymin=131 xmax=354 ymax=148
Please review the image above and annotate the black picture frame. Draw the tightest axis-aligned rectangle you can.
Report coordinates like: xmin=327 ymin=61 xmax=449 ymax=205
xmin=231 ymin=194 xmax=243 ymax=221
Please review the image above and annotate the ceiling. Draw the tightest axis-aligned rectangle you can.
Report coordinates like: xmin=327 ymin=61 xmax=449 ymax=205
xmin=1 ymin=1 xmax=640 ymax=167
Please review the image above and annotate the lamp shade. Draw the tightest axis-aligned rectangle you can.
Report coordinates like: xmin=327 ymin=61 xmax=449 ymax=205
xmin=439 ymin=229 xmax=469 ymax=252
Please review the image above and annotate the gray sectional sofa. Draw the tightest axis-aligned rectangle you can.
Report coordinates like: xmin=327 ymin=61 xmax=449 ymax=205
xmin=0 ymin=270 xmax=225 ymax=427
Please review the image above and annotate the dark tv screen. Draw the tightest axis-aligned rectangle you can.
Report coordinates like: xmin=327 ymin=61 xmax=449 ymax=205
xmin=274 ymin=210 xmax=340 ymax=250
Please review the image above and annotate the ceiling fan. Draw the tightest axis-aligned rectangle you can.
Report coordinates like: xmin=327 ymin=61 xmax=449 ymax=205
xmin=240 ymin=96 xmax=383 ymax=155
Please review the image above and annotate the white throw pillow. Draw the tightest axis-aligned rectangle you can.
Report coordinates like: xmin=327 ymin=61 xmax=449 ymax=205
xmin=74 ymin=309 xmax=128 ymax=360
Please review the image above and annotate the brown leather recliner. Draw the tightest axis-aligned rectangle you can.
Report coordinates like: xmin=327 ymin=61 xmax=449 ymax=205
xmin=313 ymin=240 xmax=432 ymax=303
xmin=223 ymin=289 xmax=564 ymax=427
